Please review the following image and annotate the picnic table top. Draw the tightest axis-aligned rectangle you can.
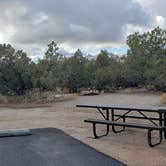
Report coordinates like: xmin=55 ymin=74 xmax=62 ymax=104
xmin=76 ymin=104 xmax=166 ymax=113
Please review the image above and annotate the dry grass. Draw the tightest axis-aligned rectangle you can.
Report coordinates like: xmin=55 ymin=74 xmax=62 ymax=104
xmin=0 ymin=90 xmax=76 ymax=106
xmin=160 ymin=93 xmax=166 ymax=104
xmin=117 ymin=88 xmax=149 ymax=94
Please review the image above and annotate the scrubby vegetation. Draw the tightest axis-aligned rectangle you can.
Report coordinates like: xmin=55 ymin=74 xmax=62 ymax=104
xmin=0 ymin=27 xmax=165 ymax=96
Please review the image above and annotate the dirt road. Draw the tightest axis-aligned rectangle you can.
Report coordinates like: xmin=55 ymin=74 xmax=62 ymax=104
xmin=0 ymin=93 xmax=165 ymax=166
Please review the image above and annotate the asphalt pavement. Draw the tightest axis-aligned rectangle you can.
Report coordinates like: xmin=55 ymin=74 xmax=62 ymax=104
xmin=0 ymin=128 xmax=125 ymax=166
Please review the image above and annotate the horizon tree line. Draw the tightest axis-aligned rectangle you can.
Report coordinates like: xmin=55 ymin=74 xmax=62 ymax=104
xmin=0 ymin=26 xmax=165 ymax=95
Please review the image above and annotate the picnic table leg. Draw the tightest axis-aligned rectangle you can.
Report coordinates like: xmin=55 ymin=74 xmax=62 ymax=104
xmin=148 ymin=112 xmax=163 ymax=147
xmin=106 ymin=109 xmax=110 ymax=135
xmin=159 ymin=112 xmax=163 ymax=140
xmin=164 ymin=113 xmax=166 ymax=139
xmin=92 ymin=123 xmax=99 ymax=138
xmin=148 ymin=129 xmax=162 ymax=147
xmin=92 ymin=122 xmax=110 ymax=139
xmin=111 ymin=109 xmax=125 ymax=133
xmin=91 ymin=108 xmax=110 ymax=138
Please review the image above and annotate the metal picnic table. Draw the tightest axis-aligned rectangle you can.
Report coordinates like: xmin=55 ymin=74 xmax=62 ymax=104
xmin=76 ymin=104 xmax=166 ymax=147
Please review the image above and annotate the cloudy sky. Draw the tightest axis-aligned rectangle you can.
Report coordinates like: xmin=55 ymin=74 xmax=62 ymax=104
xmin=0 ymin=0 xmax=165 ymax=59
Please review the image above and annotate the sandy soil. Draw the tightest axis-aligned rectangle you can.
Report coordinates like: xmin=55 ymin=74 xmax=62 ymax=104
xmin=0 ymin=93 xmax=166 ymax=166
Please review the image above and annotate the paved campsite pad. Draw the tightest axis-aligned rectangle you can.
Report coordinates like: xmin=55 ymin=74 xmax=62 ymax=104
xmin=0 ymin=128 xmax=125 ymax=166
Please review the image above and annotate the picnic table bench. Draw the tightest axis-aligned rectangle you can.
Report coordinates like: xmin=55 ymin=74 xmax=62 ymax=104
xmin=76 ymin=104 xmax=166 ymax=147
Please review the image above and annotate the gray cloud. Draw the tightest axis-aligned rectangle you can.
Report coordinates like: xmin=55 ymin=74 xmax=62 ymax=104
xmin=139 ymin=0 xmax=166 ymax=18
xmin=153 ymin=0 xmax=166 ymax=18
xmin=0 ymin=0 xmax=165 ymax=57
xmin=5 ymin=0 xmax=152 ymax=45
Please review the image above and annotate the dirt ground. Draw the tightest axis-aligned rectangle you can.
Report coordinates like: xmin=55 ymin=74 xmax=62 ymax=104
xmin=0 ymin=93 xmax=166 ymax=166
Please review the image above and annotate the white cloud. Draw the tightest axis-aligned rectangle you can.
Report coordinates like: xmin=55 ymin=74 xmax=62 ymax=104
xmin=123 ymin=24 xmax=149 ymax=37
xmin=155 ymin=16 xmax=165 ymax=27
xmin=0 ymin=0 xmax=165 ymax=57
xmin=136 ymin=0 xmax=166 ymax=18
xmin=32 ymin=13 xmax=49 ymax=25
xmin=70 ymin=24 xmax=89 ymax=33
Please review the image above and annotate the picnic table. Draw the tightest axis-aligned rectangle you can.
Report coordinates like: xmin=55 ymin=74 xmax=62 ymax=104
xmin=76 ymin=104 xmax=166 ymax=147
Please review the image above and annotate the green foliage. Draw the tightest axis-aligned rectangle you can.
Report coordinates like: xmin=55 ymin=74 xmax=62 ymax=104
xmin=0 ymin=44 xmax=33 ymax=95
xmin=95 ymin=53 xmax=123 ymax=91
xmin=124 ymin=26 xmax=166 ymax=90
xmin=0 ymin=27 xmax=166 ymax=95
xmin=36 ymin=41 xmax=63 ymax=90
xmin=62 ymin=49 xmax=89 ymax=92
xmin=96 ymin=50 xmax=110 ymax=68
